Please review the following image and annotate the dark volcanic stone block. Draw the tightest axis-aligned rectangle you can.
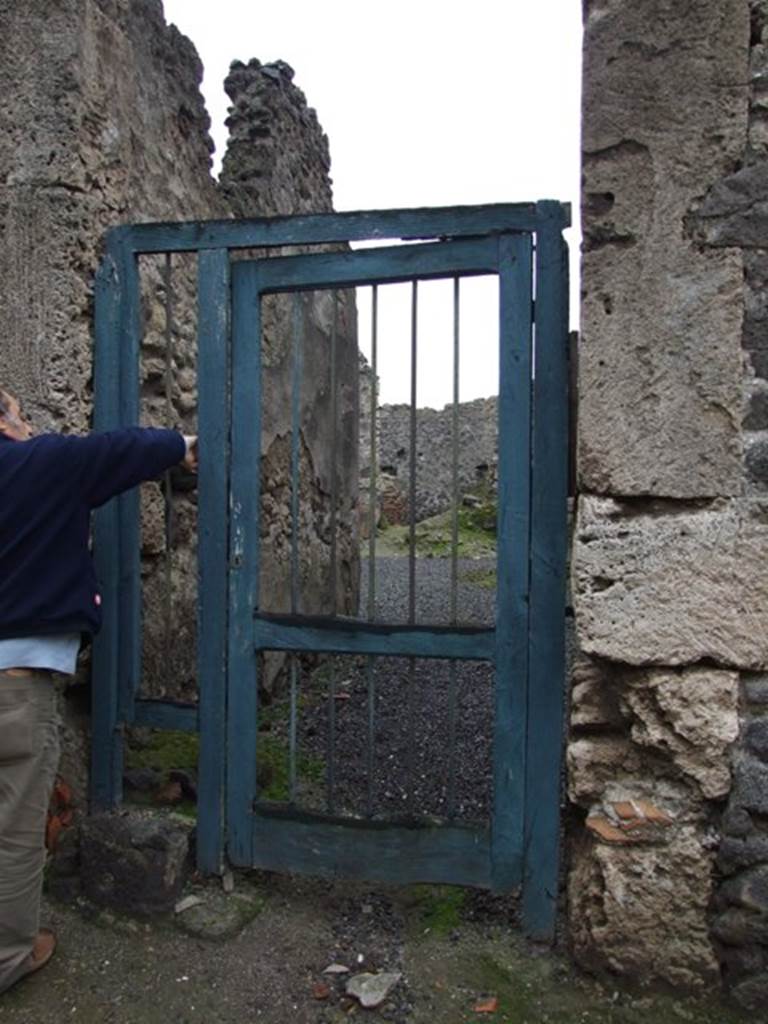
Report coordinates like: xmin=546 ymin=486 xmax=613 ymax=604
xmin=80 ymin=812 xmax=190 ymax=916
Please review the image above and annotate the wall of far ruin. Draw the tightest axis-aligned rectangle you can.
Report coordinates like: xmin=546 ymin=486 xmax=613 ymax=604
xmin=573 ymin=0 xmax=768 ymax=1007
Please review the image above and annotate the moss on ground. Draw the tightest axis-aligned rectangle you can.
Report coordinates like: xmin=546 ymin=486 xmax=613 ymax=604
xmin=407 ymin=884 xmax=467 ymax=936
xmin=377 ymin=505 xmax=497 ymax=559
xmin=409 ymin=935 xmax=750 ymax=1024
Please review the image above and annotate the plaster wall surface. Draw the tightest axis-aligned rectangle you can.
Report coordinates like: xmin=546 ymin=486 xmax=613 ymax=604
xmin=0 ymin=1 xmax=358 ymax=780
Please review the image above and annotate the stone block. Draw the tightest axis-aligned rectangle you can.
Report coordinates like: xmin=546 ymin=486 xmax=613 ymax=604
xmin=722 ymin=805 xmax=754 ymax=838
xmin=567 ymin=736 xmax=642 ymax=805
xmin=80 ymin=812 xmax=190 ymax=916
xmin=718 ymin=834 xmax=768 ymax=875
xmin=712 ymin=907 xmax=768 ymax=946
xmin=693 ymin=163 xmax=768 ymax=249
xmin=744 ymin=384 xmax=768 ymax=430
xmin=574 ymin=496 xmax=768 ymax=669
xmin=719 ymin=865 xmax=768 ymax=913
xmin=744 ymin=672 xmax=768 ymax=705
xmin=745 ymin=433 xmax=768 ymax=486
xmin=580 ymin=0 xmax=748 ymax=497
xmin=569 ymin=826 xmax=720 ymax=990
xmin=731 ymin=754 xmax=768 ymax=815
xmin=570 ymin=652 xmax=625 ymax=731
xmin=745 ymin=717 xmax=768 ymax=758
xmin=730 ymin=970 xmax=768 ymax=1012
xmin=622 ymin=668 xmax=739 ymax=798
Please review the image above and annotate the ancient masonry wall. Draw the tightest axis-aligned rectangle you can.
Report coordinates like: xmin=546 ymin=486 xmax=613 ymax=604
xmin=358 ymin=382 xmax=498 ymax=527
xmin=573 ymin=0 xmax=768 ymax=1006
xmin=0 ymin=0 xmax=357 ymax=784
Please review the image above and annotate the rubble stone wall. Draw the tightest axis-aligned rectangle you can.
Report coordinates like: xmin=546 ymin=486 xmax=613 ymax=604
xmin=574 ymin=0 xmax=768 ymax=1006
xmin=359 ymin=391 xmax=498 ymax=526
xmin=0 ymin=1 xmax=358 ymax=784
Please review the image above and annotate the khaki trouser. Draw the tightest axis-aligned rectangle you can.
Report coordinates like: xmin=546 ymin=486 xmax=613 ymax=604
xmin=0 ymin=671 xmax=59 ymax=994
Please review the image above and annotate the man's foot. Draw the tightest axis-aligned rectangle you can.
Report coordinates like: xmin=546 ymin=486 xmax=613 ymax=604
xmin=30 ymin=929 xmax=56 ymax=970
xmin=1 ymin=929 xmax=56 ymax=995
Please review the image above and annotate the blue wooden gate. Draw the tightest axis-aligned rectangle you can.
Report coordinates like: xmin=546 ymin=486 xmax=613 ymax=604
xmin=91 ymin=203 xmax=569 ymax=940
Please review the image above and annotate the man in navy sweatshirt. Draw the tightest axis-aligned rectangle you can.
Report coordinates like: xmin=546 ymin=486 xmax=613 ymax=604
xmin=0 ymin=386 xmax=196 ymax=994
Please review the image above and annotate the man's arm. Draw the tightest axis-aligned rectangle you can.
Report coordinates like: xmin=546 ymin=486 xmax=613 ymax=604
xmin=56 ymin=428 xmax=193 ymax=508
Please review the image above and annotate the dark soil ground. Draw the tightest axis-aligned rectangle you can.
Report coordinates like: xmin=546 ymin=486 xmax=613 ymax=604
xmin=3 ymin=544 xmax=752 ymax=1022
xmin=1 ymin=871 xmax=751 ymax=1024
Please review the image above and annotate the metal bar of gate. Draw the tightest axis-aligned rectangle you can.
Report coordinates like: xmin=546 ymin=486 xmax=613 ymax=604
xmin=327 ymin=292 xmax=339 ymax=813
xmin=289 ymin=293 xmax=303 ymax=805
xmin=407 ymin=281 xmax=418 ymax=812
xmin=366 ymin=285 xmax=378 ymax=817
xmin=163 ymin=254 xmax=175 ymax=695
xmin=447 ymin=276 xmax=460 ymax=820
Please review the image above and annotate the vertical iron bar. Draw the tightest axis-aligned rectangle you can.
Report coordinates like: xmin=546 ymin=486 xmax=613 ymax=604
xmin=450 ymin=276 xmax=460 ymax=621
xmin=163 ymin=254 xmax=174 ymax=698
xmin=289 ymin=656 xmax=299 ymax=805
xmin=327 ymin=292 xmax=339 ymax=812
xmin=289 ymin=293 xmax=303 ymax=805
xmin=366 ymin=285 xmax=379 ymax=817
xmin=447 ymin=276 xmax=460 ymax=819
xmin=368 ymin=285 xmax=378 ymax=619
xmin=407 ymin=281 xmax=418 ymax=812
xmin=408 ymin=280 xmax=418 ymax=623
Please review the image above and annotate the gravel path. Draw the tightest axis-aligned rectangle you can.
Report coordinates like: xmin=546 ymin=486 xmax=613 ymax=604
xmin=268 ymin=555 xmax=498 ymax=824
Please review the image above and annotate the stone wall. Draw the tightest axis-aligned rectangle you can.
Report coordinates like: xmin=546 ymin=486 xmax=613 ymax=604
xmin=0 ymin=1 xmax=357 ymax=780
xmin=574 ymin=0 xmax=768 ymax=1006
xmin=360 ymin=390 xmax=498 ymax=526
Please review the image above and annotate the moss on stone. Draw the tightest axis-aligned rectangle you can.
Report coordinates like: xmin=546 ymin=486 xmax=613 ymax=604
xmin=125 ymin=730 xmax=199 ymax=774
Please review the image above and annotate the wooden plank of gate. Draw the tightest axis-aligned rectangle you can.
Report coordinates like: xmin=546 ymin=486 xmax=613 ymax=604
xmin=254 ymin=237 xmax=498 ymax=294
xmin=116 ymin=246 xmax=142 ymax=725
xmin=134 ymin=699 xmax=199 ymax=732
xmin=523 ymin=202 xmax=570 ymax=941
xmin=227 ymin=261 xmax=262 ymax=866
xmin=250 ymin=815 xmax=491 ymax=888
xmin=91 ymin=251 xmax=124 ymax=811
xmin=253 ymin=614 xmax=495 ymax=662
xmin=196 ymin=249 xmax=231 ymax=874
xmin=120 ymin=203 xmax=546 ymax=255
xmin=492 ymin=232 xmax=533 ymax=891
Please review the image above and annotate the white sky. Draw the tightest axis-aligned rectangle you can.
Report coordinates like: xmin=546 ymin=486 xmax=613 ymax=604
xmin=163 ymin=0 xmax=582 ymax=408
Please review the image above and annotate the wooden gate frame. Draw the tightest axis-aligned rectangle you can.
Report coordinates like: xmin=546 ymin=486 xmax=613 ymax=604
xmin=91 ymin=202 xmax=570 ymax=940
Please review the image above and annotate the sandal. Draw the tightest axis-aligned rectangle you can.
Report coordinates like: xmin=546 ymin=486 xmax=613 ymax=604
xmin=13 ymin=928 xmax=56 ymax=987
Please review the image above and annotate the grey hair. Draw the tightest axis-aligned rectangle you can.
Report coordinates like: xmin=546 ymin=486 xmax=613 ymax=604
xmin=0 ymin=388 xmax=12 ymax=419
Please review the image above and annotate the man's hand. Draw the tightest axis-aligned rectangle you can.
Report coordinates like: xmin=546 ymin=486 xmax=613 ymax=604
xmin=182 ymin=435 xmax=198 ymax=473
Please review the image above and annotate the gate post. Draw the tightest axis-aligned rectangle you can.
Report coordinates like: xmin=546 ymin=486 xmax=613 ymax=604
xmin=196 ymin=249 xmax=232 ymax=874
xmin=522 ymin=201 xmax=570 ymax=939
xmin=91 ymin=250 xmax=124 ymax=811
